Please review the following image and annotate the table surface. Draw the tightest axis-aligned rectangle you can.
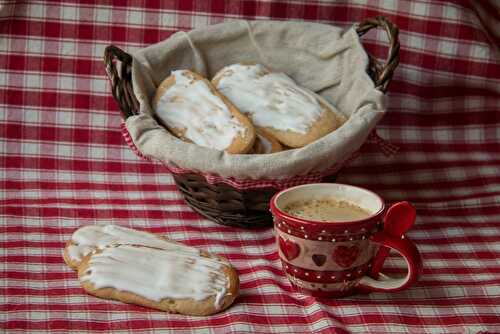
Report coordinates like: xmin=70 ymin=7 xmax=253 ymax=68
xmin=1 ymin=1 xmax=499 ymax=333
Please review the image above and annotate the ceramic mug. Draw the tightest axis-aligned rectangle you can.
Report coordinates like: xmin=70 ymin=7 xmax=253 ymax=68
xmin=270 ymin=183 xmax=422 ymax=297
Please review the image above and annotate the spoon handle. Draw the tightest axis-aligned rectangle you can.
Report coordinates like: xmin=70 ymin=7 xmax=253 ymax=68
xmin=370 ymin=247 xmax=391 ymax=279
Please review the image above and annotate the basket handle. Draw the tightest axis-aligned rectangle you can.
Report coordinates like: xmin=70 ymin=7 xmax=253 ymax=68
xmin=104 ymin=17 xmax=399 ymax=118
xmin=104 ymin=45 xmax=139 ymax=119
xmin=355 ymin=16 xmax=400 ymax=92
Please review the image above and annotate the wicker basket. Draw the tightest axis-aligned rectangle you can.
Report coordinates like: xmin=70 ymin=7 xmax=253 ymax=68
xmin=104 ymin=16 xmax=400 ymax=229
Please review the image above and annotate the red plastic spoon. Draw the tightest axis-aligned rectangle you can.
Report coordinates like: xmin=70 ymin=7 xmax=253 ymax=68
xmin=370 ymin=201 xmax=416 ymax=279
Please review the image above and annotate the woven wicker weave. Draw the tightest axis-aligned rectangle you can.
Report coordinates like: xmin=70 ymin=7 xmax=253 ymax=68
xmin=104 ymin=16 xmax=400 ymax=228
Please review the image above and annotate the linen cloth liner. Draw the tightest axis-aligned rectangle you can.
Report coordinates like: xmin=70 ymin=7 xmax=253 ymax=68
xmin=126 ymin=20 xmax=386 ymax=179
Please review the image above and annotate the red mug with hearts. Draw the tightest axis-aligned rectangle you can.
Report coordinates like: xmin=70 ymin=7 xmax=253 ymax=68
xmin=270 ymin=183 xmax=422 ymax=297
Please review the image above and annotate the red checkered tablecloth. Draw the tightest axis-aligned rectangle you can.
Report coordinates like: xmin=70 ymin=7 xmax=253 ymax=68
xmin=1 ymin=1 xmax=499 ymax=333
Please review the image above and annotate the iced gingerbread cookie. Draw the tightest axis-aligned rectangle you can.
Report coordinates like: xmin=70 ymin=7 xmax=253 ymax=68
xmin=78 ymin=244 xmax=239 ymax=316
xmin=63 ymin=224 xmax=197 ymax=270
xmin=213 ymin=64 xmax=346 ymax=148
xmin=153 ymin=69 xmax=255 ymax=154
xmin=64 ymin=225 xmax=239 ymax=316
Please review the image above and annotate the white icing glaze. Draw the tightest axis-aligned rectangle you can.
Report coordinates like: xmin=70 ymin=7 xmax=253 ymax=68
xmin=67 ymin=225 xmax=198 ymax=264
xmin=215 ymin=64 xmax=324 ymax=134
xmin=67 ymin=244 xmax=94 ymax=263
xmin=81 ymin=245 xmax=228 ymax=309
xmin=257 ymin=134 xmax=273 ymax=153
xmin=155 ymin=70 xmax=246 ymax=151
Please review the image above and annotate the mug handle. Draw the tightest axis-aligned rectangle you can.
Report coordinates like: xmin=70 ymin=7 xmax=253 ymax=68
xmin=356 ymin=231 xmax=422 ymax=293
xmin=357 ymin=211 xmax=422 ymax=292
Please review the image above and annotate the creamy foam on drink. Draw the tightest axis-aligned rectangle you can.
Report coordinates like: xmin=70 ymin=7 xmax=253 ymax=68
xmin=283 ymin=198 xmax=371 ymax=222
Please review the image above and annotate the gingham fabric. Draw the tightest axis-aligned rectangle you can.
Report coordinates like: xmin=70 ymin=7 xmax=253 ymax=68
xmin=1 ymin=1 xmax=499 ymax=333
